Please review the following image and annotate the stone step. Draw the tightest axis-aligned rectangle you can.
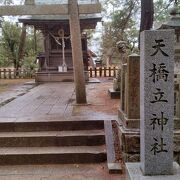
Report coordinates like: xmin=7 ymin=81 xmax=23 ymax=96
xmin=0 ymin=120 xmax=104 ymax=132
xmin=0 ymin=146 xmax=107 ymax=165
xmin=0 ymin=130 xmax=105 ymax=147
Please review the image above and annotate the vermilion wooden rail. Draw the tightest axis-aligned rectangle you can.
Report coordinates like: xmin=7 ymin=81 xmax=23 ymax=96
xmin=88 ymin=67 xmax=118 ymax=78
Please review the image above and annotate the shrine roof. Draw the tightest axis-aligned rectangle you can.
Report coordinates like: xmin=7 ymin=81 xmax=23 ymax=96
xmin=19 ymin=0 xmax=101 ymax=23
xmin=159 ymin=16 xmax=180 ymax=29
xmin=19 ymin=13 xmax=102 ymax=21
xmin=35 ymin=0 xmax=99 ymax=5
xmin=18 ymin=0 xmax=101 ymax=29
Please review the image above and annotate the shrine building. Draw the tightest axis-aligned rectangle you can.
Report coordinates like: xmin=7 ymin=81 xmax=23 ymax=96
xmin=19 ymin=0 xmax=101 ymax=82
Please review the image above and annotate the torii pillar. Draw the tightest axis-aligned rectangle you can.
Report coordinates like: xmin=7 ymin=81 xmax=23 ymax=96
xmin=0 ymin=0 xmax=89 ymax=104
xmin=69 ymin=0 xmax=87 ymax=104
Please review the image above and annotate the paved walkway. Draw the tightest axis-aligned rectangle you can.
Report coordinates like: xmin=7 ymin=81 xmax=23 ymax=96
xmin=0 ymin=81 xmax=122 ymax=179
xmin=0 ymin=163 xmax=124 ymax=180
xmin=0 ymin=82 xmax=119 ymax=122
xmin=0 ymin=81 xmax=35 ymax=106
xmin=0 ymin=83 xmax=74 ymax=122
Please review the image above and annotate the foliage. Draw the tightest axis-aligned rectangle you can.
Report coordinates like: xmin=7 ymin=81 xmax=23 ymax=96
xmin=23 ymin=28 xmax=43 ymax=70
xmin=99 ymin=0 xmax=179 ymax=65
xmin=0 ymin=21 xmax=43 ymax=70
xmin=153 ymin=0 xmax=179 ymax=26
xmin=100 ymin=0 xmax=140 ymax=65
xmin=0 ymin=21 xmax=21 ymax=68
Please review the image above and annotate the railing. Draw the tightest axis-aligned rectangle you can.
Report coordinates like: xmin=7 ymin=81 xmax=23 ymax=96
xmin=88 ymin=67 xmax=119 ymax=78
xmin=0 ymin=68 xmax=35 ymax=79
xmin=0 ymin=67 xmax=119 ymax=79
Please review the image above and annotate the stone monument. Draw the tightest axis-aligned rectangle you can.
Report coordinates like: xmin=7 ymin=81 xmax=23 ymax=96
xmin=117 ymin=3 xmax=180 ymax=165
xmin=126 ymin=30 xmax=180 ymax=179
xmin=108 ymin=41 xmax=128 ymax=99
xmin=141 ymin=30 xmax=174 ymax=175
xmin=118 ymin=54 xmax=140 ymax=129
xmin=112 ymin=69 xmax=121 ymax=92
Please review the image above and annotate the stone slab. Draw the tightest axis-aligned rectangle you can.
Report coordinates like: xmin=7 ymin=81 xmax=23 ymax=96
xmin=108 ymin=88 xmax=120 ymax=99
xmin=120 ymin=64 xmax=127 ymax=111
xmin=127 ymin=54 xmax=140 ymax=119
xmin=140 ymin=30 xmax=175 ymax=175
xmin=126 ymin=162 xmax=180 ymax=180
xmin=88 ymin=78 xmax=101 ymax=83
xmin=118 ymin=108 xmax=140 ymax=129
xmin=35 ymin=72 xmax=74 ymax=82
xmin=108 ymin=163 xmax=122 ymax=174
xmin=104 ymin=121 xmax=122 ymax=174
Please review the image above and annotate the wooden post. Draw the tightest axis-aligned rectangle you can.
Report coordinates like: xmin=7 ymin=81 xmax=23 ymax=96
xmin=3 ymin=69 xmax=6 ymax=79
xmin=14 ymin=69 xmax=16 ymax=79
xmin=69 ymin=0 xmax=87 ymax=104
xmin=99 ymin=67 xmax=102 ymax=77
xmin=113 ymin=67 xmax=116 ymax=77
xmin=94 ymin=67 xmax=97 ymax=77
xmin=8 ymin=69 xmax=11 ymax=79
xmin=104 ymin=67 xmax=106 ymax=77
xmin=89 ymin=68 xmax=92 ymax=77
xmin=109 ymin=67 xmax=111 ymax=77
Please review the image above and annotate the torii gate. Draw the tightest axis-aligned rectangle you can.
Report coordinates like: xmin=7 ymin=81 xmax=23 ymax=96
xmin=0 ymin=0 xmax=101 ymax=104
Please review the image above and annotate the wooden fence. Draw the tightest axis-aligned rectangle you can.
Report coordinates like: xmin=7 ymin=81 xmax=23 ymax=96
xmin=0 ymin=68 xmax=35 ymax=79
xmin=0 ymin=67 xmax=119 ymax=79
xmin=88 ymin=67 xmax=118 ymax=78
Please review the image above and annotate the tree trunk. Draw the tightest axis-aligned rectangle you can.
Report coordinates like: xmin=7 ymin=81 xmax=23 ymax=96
xmin=34 ymin=27 xmax=37 ymax=53
xmin=18 ymin=24 xmax=26 ymax=69
xmin=140 ymin=0 xmax=154 ymax=32
xmin=139 ymin=0 xmax=154 ymax=48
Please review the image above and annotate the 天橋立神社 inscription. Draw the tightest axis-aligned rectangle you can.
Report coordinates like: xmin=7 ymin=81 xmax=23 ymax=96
xmin=140 ymin=30 xmax=174 ymax=175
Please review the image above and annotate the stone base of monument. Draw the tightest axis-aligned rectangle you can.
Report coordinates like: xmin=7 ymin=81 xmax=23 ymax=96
xmin=117 ymin=125 xmax=140 ymax=162
xmin=126 ymin=162 xmax=180 ymax=180
xmin=117 ymin=109 xmax=180 ymax=163
xmin=108 ymin=88 xmax=120 ymax=99
xmin=117 ymin=124 xmax=180 ymax=163
xmin=118 ymin=108 xmax=140 ymax=129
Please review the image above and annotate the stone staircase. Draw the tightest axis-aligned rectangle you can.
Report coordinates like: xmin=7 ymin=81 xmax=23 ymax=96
xmin=0 ymin=120 xmax=107 ymax=165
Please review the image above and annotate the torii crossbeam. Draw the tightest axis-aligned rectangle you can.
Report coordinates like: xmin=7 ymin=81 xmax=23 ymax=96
xmin=0 ymin=0 xmax=101 ymax=104
xmin=0 ymin=3 xmax=101 ymax=16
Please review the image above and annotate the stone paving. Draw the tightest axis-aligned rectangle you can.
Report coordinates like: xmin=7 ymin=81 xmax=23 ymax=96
xmin=0 ymin=80 xmax=35 ymax=106
xmin=0 ymin=80 xmax=121 ymax=179
xmin=0 ymin=163 xmax=124 ymax=180
xmin=0 ymin=83 xmax=74 ymax=122
xmin=0 ymin=81 xmax=119 ymax=122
